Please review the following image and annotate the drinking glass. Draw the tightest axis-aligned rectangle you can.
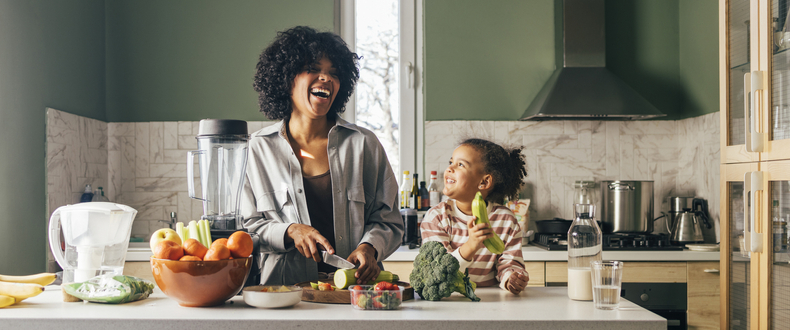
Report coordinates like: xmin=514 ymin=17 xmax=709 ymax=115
xmin=591 ymin=260 xmax=624 ymax=310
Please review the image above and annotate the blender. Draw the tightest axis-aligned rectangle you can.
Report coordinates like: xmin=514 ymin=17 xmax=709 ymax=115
xmin=187 ymin=119 xmax=261 ymax=285
xmin=48 ymin=202 xmax=137 ymax=284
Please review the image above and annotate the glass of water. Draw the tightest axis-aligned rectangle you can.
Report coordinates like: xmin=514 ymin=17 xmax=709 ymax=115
xmin=590 ymin=260 xmax=624 ymax=310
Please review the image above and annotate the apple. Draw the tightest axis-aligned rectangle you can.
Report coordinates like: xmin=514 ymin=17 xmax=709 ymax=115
xmin=150 ymin=228 xmax=182 ymax=251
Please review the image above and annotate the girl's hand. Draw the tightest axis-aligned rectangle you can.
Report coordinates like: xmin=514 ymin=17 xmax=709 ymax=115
xmin=506 ymin=272 xmax=529 ymax=295
xmin=286 ymin=224 xmax=333 ymax=262
xmin=465 ymin=216 xmax=494 ymax=251
xmin=347 ymin=243 xmax=380 ymax=284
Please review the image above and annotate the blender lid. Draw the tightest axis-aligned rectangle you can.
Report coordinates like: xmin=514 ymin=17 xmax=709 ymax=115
xmin=198 ymin=119 xmax=248 ymax=136
xmin=58 ymin=202 xmax=135 ymax=214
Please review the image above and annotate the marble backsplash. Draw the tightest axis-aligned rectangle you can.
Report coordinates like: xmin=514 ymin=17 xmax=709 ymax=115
xmin=424 ymin=112 xmax=721 ymax=242
xmin=46 ymin=108 xmax=720 ymax=242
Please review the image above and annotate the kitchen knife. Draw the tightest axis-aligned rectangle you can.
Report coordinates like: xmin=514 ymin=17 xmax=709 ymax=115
xmin=320 ymin=251 xmax=356 ymax=269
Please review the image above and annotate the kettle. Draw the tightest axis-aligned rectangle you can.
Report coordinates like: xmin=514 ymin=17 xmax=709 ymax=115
xmin=669 ymin=209 xmax=704 ymax=244
xmin=48 ymin=202 xmax=137 ymax=283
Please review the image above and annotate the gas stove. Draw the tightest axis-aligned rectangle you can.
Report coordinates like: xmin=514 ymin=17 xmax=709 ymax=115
xmin=532 ymin=232 xmax=683 ymax=251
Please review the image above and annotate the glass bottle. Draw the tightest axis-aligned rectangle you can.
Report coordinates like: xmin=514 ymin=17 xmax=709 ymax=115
xmin=400 ymin=171 xmax=411 ymax=209
xmin=567 ymin=203 xmax=602 ymax=301
xmin=91 ymin=187 xmax=109 ymax=202
xmin=428 ymin=171 xmax=440 ymax=207
xmin=410 ymin=173 xmax=420 ymax=210
xmin=419 ymin=181 xmax=430 ymax=210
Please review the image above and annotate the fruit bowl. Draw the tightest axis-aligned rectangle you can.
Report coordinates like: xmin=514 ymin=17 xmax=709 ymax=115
xmin=242 ymin=285 xmax=302 ymax=308
xmin=150 ymin=256 xmax=252 ymax=307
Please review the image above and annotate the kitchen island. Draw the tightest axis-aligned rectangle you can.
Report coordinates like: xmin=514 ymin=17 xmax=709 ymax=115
xmin=3 ymin=286 xmax=665 ymax=330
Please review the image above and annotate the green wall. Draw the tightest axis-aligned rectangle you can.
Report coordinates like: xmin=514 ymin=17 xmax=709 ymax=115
xmin=425 ymin=0 xmax=719 ymax=121
xmin=0 ymin=0 xmax=105 ymax=274
xmin=105 ymin=0 xmax=334 ymax=122
xmin=679 ymin=0 xmax=719 ymax=118
xmin=424 ymin=0 xmax=555 ymax=121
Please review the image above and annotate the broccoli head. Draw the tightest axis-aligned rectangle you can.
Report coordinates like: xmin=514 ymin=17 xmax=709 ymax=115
xmin=409 ymin=241 xmax=480 ymax=302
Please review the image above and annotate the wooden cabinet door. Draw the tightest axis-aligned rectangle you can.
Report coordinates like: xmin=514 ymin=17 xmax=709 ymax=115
xmin=758 ymin=0 xmax=790 ymax=162
xmin=756 ymin=160 xmax=790 ymax=330
xmin=721 ymin=162 xmax=760 ymax=330
xmin=721 ymin=0 xmax=762 ymax=164
xmin=688 ymin=261 xmax=722 ymax=330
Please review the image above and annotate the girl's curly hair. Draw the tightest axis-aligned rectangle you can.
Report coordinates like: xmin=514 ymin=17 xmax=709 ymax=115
xmin=460 ymin=138 xmax=528 ymax=204
xmin=253 ymin=26 xmax=360 ymax=120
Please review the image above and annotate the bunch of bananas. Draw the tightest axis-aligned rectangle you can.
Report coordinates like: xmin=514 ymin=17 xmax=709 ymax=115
xmin=0 ymin=273 xmax=56 ymax=308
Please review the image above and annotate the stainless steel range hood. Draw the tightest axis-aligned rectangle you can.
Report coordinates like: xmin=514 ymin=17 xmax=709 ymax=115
xmin=520 ymin=0 xmax=665 ymax=121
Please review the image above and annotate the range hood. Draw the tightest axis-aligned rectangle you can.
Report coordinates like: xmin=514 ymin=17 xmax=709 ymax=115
xmin=520 ymin=0 xmax=665 ymax=121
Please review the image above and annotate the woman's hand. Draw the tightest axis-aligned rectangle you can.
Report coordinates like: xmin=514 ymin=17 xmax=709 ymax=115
xmin=347 ymin=243 xmax=380 ymax=284
xmin=459 ymin=217 xmax=494 ymax=260
xmin=505 ymin=272 xmax=529 ymax=295
xmin=286 ymin=224 xmax=333 ymax=262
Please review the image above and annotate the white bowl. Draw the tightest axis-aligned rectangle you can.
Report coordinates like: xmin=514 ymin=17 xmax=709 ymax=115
xmin=242 ymin=285 xmax=302 ymax=308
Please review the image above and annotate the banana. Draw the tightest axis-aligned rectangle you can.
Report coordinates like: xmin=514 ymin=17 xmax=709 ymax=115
xmin=472 ymin=191 xmax=506 ymax=254
xmin=0 ymin=273 xmax=57 ymax=286
xmin=0 ymin=282 xmax=44 ymax=301
xmin=0 ymin=295 xmax=15 ymax=308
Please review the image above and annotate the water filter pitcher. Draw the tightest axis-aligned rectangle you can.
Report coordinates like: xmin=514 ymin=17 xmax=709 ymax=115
xmin=48 ymin=202 xmax=137 ymax=283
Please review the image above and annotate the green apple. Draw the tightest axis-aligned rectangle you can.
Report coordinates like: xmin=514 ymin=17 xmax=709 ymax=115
xmin=150 ymin=228 xmax=182 ymax=251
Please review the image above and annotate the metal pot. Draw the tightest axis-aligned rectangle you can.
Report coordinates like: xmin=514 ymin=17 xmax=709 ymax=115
xmin=601 ymin=180 xmax=655 ymax=233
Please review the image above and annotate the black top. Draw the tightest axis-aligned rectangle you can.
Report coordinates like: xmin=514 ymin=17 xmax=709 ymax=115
xmin=303 ymin=170 xmax=336 ymax=273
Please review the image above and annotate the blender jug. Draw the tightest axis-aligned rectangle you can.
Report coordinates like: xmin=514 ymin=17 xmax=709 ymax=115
xmin=187 ymin=119 xmax=249 ymax=230
xmin=48 ymin=202 xmax=137 ymax=283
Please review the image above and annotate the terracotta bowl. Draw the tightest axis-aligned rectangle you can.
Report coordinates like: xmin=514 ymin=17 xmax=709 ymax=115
xmin=150 ymin=256 xmax=252 ymax=307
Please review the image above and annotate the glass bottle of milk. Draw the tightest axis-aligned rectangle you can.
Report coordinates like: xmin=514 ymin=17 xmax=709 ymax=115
xmin=567 ymin=203 xmax=602 ymax=301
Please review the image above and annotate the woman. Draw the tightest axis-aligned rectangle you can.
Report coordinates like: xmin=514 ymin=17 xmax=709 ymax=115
xmin=242 ymin=26 xmax=404 ymax=285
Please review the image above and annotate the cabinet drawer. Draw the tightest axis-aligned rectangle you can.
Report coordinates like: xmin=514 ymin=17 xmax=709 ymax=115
xmin=545 ymin=261 xmax=687 ymax=283
xmin=382 ymin=261 xmax=413 ymax=280
xmin=525 ymin=262 xmax=544 ymax=287
xmin=123 ymin=261 xmax=155 ymax=284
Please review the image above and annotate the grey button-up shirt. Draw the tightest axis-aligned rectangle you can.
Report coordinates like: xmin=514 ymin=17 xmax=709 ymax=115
xmin=241 ymin=118 xmax=404 ymax=285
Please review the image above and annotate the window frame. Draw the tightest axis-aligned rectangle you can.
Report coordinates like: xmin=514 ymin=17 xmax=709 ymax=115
xmin=336 ymin=0 xmax=424 ymax=184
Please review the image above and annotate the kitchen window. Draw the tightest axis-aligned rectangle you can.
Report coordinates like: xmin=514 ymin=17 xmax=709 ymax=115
xmin=336 ymin=0 xmax=424 ymax=182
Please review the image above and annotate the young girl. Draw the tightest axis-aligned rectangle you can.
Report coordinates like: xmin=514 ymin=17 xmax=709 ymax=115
xmin=420 ymin=138 xmax=529 ymax=295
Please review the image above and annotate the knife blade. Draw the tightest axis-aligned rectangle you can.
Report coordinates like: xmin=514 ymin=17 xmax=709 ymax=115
xmin=320 ymin=251 xmax=356 ymax=269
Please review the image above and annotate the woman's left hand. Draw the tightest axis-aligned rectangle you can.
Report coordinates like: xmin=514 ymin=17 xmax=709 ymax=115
xmin=346 ymin=243 xmax=380 ymax=284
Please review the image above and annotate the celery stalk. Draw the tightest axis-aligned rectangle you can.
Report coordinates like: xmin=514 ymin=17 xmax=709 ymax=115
xmin=175 ymin=222 xmax=186 ymax=242
xmin=188 ymin=220 xmax=200 ymax=242
xmin=196 ymin=220 xmax=206 ymax=246
xmin=201 ymin=219 xmax=211 ymax=247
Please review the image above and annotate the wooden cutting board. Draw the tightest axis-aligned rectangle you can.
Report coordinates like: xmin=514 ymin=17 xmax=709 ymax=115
xmin=295 ymin=281 xmax=414 ymax=304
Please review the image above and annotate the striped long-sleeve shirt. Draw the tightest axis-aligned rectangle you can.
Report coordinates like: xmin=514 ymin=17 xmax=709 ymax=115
xmin=420 ymin=199 xmax=527 ymax=289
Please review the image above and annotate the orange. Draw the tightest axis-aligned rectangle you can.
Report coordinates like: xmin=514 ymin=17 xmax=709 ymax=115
xmin=153 ymin=240 xmax=184 ymax=260
xmin=204 ymin=244 xmax=231 ymax=261
xmin=227 ymin=231 xmax=253 ymax=258
xmin=179 ymin=255 xmax=202 ymax=261
xmin=211 ymin=238 xmax=228 ymax=248
xmin=182 ymin=238 xmax=208 ymax=259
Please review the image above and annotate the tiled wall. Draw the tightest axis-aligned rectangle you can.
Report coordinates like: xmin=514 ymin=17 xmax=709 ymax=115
xmin=46 ymin=108 xmax=721 ymax=243
xmin=424 ymin=112 xmax=721 ymax=242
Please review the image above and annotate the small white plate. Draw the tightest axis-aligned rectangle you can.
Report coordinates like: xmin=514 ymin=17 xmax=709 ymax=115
xmin=243 ymin=285 xmax=302 ymax=308
xmin=685 ymin=244 xmax=719 ymax=252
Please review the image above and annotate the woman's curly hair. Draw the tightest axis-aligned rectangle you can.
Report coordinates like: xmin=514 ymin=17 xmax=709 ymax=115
xmin=460 ymin=138 xmax=528 ymax=204
xmin=253 ymin=26 xmax=360 ymax=120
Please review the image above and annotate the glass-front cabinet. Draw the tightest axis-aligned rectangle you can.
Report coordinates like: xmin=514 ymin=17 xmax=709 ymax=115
xmin=722 ymin=0 xmax=790 ymax=329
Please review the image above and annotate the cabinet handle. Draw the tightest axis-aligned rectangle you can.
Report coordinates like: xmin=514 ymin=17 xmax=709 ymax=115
xmin=703 ymin=269 xmax=720 ymax=273
xmin=744 ymin=171 xmax=764 ymax=253
xmin=745 ymin=71 xmax=765 ymax=152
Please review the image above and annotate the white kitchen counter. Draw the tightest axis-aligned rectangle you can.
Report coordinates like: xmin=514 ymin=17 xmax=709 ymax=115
xmin=2 ymin=286 xmax=665 ymax=330
xmin=126 ymin=243 xmax=720 ymax=262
